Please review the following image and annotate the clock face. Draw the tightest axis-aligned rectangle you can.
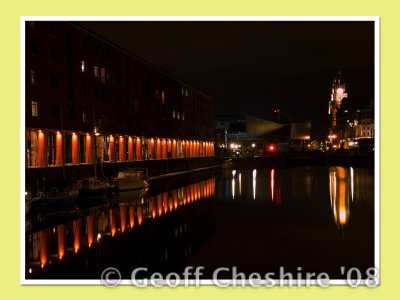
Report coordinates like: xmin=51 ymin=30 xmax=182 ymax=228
xmin=336 ymin=87 xmax=344 ymax=95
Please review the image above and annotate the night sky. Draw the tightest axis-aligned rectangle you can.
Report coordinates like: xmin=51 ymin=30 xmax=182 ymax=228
xmin=79 ymin=21 xmax=375 ymax=139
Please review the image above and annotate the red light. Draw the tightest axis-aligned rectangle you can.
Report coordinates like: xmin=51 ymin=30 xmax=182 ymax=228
xmin=268 ymin=145 xmax=275 ymax=151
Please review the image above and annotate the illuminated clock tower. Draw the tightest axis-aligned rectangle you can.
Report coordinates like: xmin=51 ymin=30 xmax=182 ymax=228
xmin=328 ymin=72 xmax=348 ymax=130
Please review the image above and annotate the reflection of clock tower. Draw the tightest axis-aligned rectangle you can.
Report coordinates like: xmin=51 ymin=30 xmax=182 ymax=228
xmin=328 ymin=71 xmax=348 ymax=130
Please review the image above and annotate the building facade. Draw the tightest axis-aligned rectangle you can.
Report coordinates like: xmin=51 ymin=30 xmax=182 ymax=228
xmin=327 ymin=72 xmax=374 ymax=149
xmin=25 ymin=21 xmax=214 ymax=171
xmin=335 ymin=100 xmax=374 ymax=148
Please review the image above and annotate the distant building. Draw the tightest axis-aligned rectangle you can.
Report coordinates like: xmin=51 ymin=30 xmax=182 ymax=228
xmin=290 ymin=121 xmax=311 ymax=140
xmin=25 ymin=21 xmax=214 ymax=170
xmin=327 ymin=71 xmax=374 ymax=149
xmin=328 ymin=71 xmax=348 ymax=130
xmin=336 ymin=100 xmax=374 ymax=148
xmin=273 ymin=108 xmax=293 ymax=124
xmin=214 ymin=114 xmax=311 ymax=156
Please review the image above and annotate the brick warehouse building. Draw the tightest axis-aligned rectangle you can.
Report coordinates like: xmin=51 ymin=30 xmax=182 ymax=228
xmin=25 ymin=21 xmax=214 ymax=189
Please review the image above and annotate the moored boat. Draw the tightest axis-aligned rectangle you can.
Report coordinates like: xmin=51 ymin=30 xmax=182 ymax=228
xmin=114 ymin=168 xmax=149 ymax=191
xmin=78 ymin=177 xmax=110 ymax=197
xmin=76 ymin=177 xmax=111 ymax=207
xmin=25 ymin=192 xmax=41 ymax=217
xmin=28 ymin=188 xmax=79 ymax=215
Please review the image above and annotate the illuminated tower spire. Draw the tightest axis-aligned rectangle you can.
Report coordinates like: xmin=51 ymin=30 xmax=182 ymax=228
xmin=328 ymin=71 xmax=348 ymax=129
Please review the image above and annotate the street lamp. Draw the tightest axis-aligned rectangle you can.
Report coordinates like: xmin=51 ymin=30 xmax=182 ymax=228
xmin=94 ymin=126 xmax=100 ymax=136
xmin=93 ymin=126 xmax=101 ymax=178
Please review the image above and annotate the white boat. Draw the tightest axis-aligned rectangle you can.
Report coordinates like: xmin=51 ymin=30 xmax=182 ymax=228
xmin=114 ymin=168 xmax=149 ymax=191
xmin=76 ymin=148 xmax=112 ymax=204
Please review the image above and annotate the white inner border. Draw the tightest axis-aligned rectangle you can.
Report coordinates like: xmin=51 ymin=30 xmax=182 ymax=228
xmin=20 ymin=15 xmax=380 ymax=286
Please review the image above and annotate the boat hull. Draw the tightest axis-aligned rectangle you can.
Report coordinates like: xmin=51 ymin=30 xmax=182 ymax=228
xmin=116 ymin=187 xmax=148 ymax=204
xmin=114 ymin=179 xmax=148 ymax=191
xmin=79 ymin=187 xmax=108 ymax=197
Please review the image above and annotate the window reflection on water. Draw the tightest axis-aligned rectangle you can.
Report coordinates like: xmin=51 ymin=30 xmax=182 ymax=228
xmin=329 ymin=166 xmax=374 ymax=228
xmin=329 ymin=167 xmax=352 ymax=228
xmin=221 ymin=166 xmax=374 ymax=227
xmin=26 ymin=178 xmax=216 ymax=277
xmin=26 ymin=166 xmax=374 ymax=279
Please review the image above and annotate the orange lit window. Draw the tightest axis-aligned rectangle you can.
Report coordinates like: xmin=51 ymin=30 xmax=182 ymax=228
xmin=94 ymin=66 xmax=99 ymax=77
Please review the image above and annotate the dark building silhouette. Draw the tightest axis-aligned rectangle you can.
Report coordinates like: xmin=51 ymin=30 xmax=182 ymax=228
xmin=25 ymin=21 xmax=214 ymax=169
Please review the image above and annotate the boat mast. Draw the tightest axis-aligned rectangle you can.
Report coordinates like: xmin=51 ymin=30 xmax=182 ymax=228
xmin=94 ymin=127 xmax=99 ymax=179
xmin=93 ymin=108 xmax=99 ymax=179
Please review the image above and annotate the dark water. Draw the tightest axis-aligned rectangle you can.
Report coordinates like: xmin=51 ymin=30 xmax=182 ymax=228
xmin=25 ymin=166 xmax=374 ymax=280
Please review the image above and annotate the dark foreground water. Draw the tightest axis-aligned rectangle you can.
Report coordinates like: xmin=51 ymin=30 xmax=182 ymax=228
xmin=25 ymin=166 xmax=375 ymax=280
